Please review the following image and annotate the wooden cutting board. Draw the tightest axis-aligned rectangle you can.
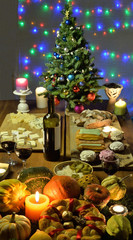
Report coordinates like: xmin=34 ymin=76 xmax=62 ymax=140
xmin=66 ymin=112 xmax=133 ymax=170
xmin=0 ymin=113 xmax=43 ymax=151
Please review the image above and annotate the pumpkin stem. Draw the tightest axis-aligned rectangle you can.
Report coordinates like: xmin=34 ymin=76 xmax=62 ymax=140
xmin=119 ymin=174 xmax=132 ymax=183
xmin=10 ymin=212 xmax=16 ymax=223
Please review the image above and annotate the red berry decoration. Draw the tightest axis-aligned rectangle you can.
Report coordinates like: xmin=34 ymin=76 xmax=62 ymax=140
xmin=74 ymin=104 xmax=84 ymax=114
xmin=54 ymin=97 xmax=60 ymax=105
xmin=87 ymin=92 xmax=96 ymax=101
xmin=73 ymin=86 xmax=80 ymax=93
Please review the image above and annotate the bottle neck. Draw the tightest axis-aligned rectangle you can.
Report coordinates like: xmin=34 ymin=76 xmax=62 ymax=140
xmin=48 ymin=95 xmax=55 ymax=114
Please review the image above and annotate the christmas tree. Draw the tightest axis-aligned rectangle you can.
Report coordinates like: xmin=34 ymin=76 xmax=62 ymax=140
xmin=41 ymin=2 xmax=103 ymax=112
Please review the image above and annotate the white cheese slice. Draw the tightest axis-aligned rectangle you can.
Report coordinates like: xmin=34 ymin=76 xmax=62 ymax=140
xmin=23 ymin=130 xmax=32 ymax=137
xmin=11 ymin=130 xmax=19 ymax=136
xmin=17 ymin=139 xmax=25 ymax=145
xmin=0 ymin=131 xmax=8 ymax=136
xmin=29 ymin=133 xmax=39 ymax=140
xmin=1 ymin=135 xmax=13 ymax=141
xmin=17 ymin=127 xmax=26 ymax=133
xmin=17 ymin=134 xmax=27 ymax=139
xmin=38 ymin=138 xmax=43 ymax=145
xmin=29 ymin=140 xmax=37 ymax=147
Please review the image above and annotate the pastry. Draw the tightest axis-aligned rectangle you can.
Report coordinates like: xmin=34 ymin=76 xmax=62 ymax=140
xmin=77 ymin=142 xmax=105 ymax=151
xmin=84 ymin=118 xmax=112 ymax=129
xmin=110 ymin=129 xmax=124 ymax=141
xmin=80 ymin=150 xmax=96 ymax=162
xmin=76 ymin=129 xmax=104 ymax=141
xmin=73 ymin=109 xmax=116 ymax=128
xmin=99 ymin=149 xmax=115 ymax=161
xmin=109 ymin=141 xmax=125 ymax=152
xmin=39 ymin=198 xmax=106 ymax=239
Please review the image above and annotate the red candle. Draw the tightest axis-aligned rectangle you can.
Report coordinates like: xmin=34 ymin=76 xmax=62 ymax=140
xmin=16 ymin=78 xmax=28 ymax=91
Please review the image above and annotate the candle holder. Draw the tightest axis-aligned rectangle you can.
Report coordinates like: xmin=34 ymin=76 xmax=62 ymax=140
xmin=13 ymin=89 xmax=32 ymax=113
xmin=109 ymin=204 xmax=128 ymax=216
xmin=104 ymin=83 xmax=123 ymax=113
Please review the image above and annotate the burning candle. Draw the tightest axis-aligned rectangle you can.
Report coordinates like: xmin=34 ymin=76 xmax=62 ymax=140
xmin=109 ymin=204 xmax=128 ymax=216
xmin=25 ymin=191 xmax=49 ymax=222
xmin=114 ymin=99 xmax=127 ymax=116
xmin=16 ymin=78 xmax=28 ymax=91
xmin=35 ymin=87 xmax=47 ymax=108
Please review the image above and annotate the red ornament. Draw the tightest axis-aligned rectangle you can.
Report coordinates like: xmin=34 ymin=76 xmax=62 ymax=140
xmin=73 ymin=86 xmax=80 ymax=93
xmin=87 ymin=92 xmax=96 ymax=101
xmin=54 ymin=97 xmax=60 ymax=105
xmin=74 ymin=104 xmax=84 ymax=114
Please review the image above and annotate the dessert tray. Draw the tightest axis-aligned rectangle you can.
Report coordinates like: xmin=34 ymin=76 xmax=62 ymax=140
xmin=66 ymin=110 xmax=133 ymax=170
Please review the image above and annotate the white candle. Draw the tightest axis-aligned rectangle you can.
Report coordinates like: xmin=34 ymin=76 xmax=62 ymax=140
xmin=35 ymin=87 xmax=47 ymax=108
xmin=109 ymin=204 xmax=128 ymax=216
xmin=112 ymin=205 xmax=125 ymax=213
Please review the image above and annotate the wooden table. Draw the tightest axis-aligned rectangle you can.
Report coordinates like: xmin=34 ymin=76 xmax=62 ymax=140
xmin=0 ymin=100 xmax=133 ymax=193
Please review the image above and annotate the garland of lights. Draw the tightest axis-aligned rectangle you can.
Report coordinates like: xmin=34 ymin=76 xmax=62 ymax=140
xmin=18 ymin=0 xmax=133 ymax=88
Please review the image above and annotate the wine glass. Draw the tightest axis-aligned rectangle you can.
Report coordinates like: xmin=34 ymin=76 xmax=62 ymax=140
xmin=0 ymin=135 xmax=17 ymax=166
xmin=101 ymin=158 xmax=120 ymax=175
xmin=14 ymin=141 xmax=32 ymax=170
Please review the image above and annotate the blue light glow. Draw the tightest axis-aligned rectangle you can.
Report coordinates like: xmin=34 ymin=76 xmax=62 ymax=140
xmin=97 ymin=24 xmax=103 ymax=31
xmin=114 ymin=21 xmax=121 ymax=28
xmin=32 ymin=27 xmax=38 ymax=34
xmin=38 ymin=44 xmax=45 ymax=52
xmin=96 ymin=7 xmax=103 ymax=14
xmin=122 ymin=54 xmax=129 ymax=61
xmin=74 ymin=7 xmax=80 ymax=14
xmin=56 ymin=5 xmax=62 ymax=11
xmin=18 ymin=6 xmax=25 ymax=14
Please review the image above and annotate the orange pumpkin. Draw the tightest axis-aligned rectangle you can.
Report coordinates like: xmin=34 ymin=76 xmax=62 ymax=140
xmin=43 ymin=175 xmax=81 ymax=201
xmin=84 ymin=184 xmax=110 ymax=208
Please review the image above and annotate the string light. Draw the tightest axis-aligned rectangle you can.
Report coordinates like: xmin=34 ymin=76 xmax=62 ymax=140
xmin=18 ymin=0 xmax=133 ymax=94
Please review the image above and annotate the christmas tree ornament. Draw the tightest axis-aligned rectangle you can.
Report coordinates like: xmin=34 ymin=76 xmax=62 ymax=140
xmin=53 ymin=52 xmax=57 ymax=56
xmin=65 ymin=20 xmax=71 ymax=25
xmin=56 ymin=45 xmax=60 ymax=48
xmin=74 ymin=104 xmax=84 ymax=114
xmin=75 ymin=56 xmax=79 ymax=60
xmin=54 ymin=97 xmax=60 ymax=105
xmin=60 ymin=63 xmax=63 ymax=68
xmin=59 ymin=76 xmax=65 ymax=82
xmin=56 ymin=54 xmax=60 ymax=59
xmin=67 ymin=74 xmax=74 ymax=81
xmin=73 ymin=86 xmax=80 ymax=93
xmin=62 ymin=36 xmax=66 ymax=41
xmin=79 ymin=81 xmax=84 ymax=86
xmin=63 ymin=89 xmax=69 ymax=95
xmin=87 ymin=92 xmax=96 ymax=101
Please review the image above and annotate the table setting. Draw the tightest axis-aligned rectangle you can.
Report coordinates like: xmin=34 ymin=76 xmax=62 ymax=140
xmin=0 ymin=1 xmax=133 ymax=238
xmin=0 ymin=98 xmax=133 ymax=240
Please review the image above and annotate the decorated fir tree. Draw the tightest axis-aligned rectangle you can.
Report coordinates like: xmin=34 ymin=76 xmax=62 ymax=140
xmin=41 ymin=2 xmax=103 ymax=113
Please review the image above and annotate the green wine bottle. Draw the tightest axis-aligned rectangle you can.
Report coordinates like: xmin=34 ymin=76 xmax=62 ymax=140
xmin=43 ymin=94 xmax=60 ymax=161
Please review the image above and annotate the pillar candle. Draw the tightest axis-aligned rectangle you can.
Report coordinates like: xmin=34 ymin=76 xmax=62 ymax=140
xmin=25 ymin=191 xmax=49 ymax=222
xmin=16 ymin=78 xmax=28 ymax=91
xmin=114 ymin=99 xmax=127 ymax=116
xmin=35 ymin=87 xmax=47 ymax=108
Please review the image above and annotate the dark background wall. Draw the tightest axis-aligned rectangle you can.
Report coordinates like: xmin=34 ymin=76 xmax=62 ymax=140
xmin=0 ymin=0 xmax=133 ymax=115
xmin=0 ymin=0 xmax=18 ymax=100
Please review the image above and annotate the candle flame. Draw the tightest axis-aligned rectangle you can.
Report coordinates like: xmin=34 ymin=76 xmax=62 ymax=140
xmin=35 ymin=191 xmax=39 ymax=203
